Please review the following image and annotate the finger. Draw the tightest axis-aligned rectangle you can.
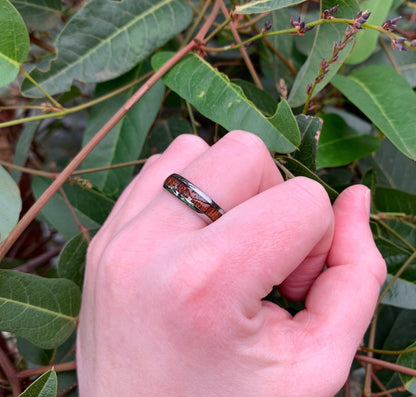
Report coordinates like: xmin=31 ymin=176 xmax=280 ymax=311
xmin=107 ymin=134 xmax=209 ymax=228
xmin=177 ymin=177 xmax=334 ymax=317
xmin=87 ymin=134 xmax=209 ymax=273
xmin=139 ymin=130 xmax=283 ymax=232
xmin=300 ymin=185 xmax=386 ymax=357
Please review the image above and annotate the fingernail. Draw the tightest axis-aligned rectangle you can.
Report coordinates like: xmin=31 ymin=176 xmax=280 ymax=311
xmin=364 ymin=187 xmax=371 ymax=219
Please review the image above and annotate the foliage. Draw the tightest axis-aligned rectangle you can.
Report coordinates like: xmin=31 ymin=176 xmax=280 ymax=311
xmin=0 ymin=0 xmax=415 ymax=395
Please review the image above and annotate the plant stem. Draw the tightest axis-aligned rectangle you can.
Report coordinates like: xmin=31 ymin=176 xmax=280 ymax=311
xmin=0 ymin=41 xmax=197 ymax=261
xmin=378 ymin=36 xmax=402 ymax=74
xmin=377 ymin=250 xmax=416 ymax=306
xmin=183 ymin=0 xmax=212 ymax=45
xmin=360 ymin=344 xmax=416 ymax=355
xmin=17 ymin=361 xmax=76 ymax=379
xmin=0 ymin=345 xmax=21 ymax=396
xmin=0 ymin=158 xmax=148 ymax=178
xmin=19 ymin=67 xmax=63 ymax=110
xmin=218 ymin=0 xmax=263 ymax=89
xmin=0 ymin=71 xmax=153 ymax=129
xmin=185 ymin=101 xmax=198 ymax=135
xmin=356 ymin=354 xmax=416 ymax=377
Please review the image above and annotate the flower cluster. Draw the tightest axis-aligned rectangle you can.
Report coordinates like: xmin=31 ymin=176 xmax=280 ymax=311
xmin=353 ymin=10 xmax=371 ymax=29
xmin=290 ymin=16 xmax=314 ymax=36
xmin=322 ymin=5 xmax=339 ymax=20
xmin=392 ymin=37 xmax=408 ymax=51
xmin=382 ymin=16 xmax=402 ymax=31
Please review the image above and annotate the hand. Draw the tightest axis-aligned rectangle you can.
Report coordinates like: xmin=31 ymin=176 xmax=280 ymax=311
xmin=77 ymin=131 xmax=386 ymax=396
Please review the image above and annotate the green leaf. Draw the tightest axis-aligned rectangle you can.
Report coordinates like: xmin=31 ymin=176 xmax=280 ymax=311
xmin=22 ymin=0 xmax=192 ymax=97
xmin=141 ymin=117 xmax=193 ymax=158
xmin=346 ymin=0 xmax=393 ymax=64
xmin=32 ymin=177 xmax=115 ymax=240
xmin=279 ymin=156 xmax=339 ymax=201
xmin=0 ymin=270 xmax=80 ymax=349
xmin=374 ymin=187 xmax=416 ymax=215
xmin=332 ymin=65 xmax=416 ymax=160
xmin=0 ymin=165 xmax=22 ymax=243
xmin=11 ymin=121 xmax=38 ymax=183
xmin=287 ymin=0 xmax=359 ymax=107
xmin=316 ymin=113 xmax=380 ymax=168
xmin=152 ymin=52 xmax=300 ymax=153
xmin=57 ymin=231 xmax=94 ymax=288
xmin=12 ymin=0 xmax=62 ymax=31
xmin=19 ymin=370 xmax=57 ymax=397
xmin=235 ymin=0 xmax=306 ymax=14
xmin=397 ymin=341 xmax=416 ymax=394
xmin=0 ymin=0 xmax=29 ymax=88
xmin=293 ymin=114 xmax=322 ymax=171
xmin=361 ymin=139 xmax=416 ymax=195
xmin=81 ymin=65 xmax=165 ymax=195
xmin=232 ymin=79 xmax=278 ymax=116
xmin=382 ymin=275 xmax=416 ymax=309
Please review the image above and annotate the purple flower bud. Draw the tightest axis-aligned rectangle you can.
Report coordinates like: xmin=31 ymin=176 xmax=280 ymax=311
xmin=264 ymin=19 xmax=272 ymax=31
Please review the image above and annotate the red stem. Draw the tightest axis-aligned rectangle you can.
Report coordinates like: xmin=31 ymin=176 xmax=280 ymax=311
xmin=0 ymin=40 xmax=196 ymax=261
xmin=0 ymin=345 xmax=21 ymax=396
xmin=356 ymin=354 xmax=416 ymax=377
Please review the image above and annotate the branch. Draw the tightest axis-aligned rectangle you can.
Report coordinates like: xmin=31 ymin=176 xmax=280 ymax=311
xmin=0 ymin=41 xmax=197 ymax=261
xmin=0 ymin=345 xmax=21 ymax=396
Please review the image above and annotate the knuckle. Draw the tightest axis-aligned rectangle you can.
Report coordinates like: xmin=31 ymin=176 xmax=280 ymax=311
xmin=226 ymin=130 xmax=268 ymax=155
xmin=169 ymin=133 xmax=208 ymax=151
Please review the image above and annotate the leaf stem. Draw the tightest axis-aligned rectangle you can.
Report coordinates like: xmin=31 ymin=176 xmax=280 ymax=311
xmin=0 ymin=41 xmax=197 ymax=261
xmin=185 ymin=101 xmax=199 ymax=135
xmin=0 ymin=71 xmax=153 ymax=129
xmin=19 ymin=67 xmax=63 ymax=110
xmin=360 ymin=344 xmax=416 ymax=355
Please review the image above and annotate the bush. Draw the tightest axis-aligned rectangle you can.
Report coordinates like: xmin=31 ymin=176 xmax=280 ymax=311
xmin=0 ymin=0 xmax=415 ymax=395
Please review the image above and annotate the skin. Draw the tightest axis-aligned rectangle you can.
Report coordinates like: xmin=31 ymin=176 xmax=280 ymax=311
xmin=77 ymin=130 xmax=386 ymax=396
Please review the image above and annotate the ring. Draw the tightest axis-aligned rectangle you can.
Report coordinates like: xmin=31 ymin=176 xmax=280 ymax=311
xmin=163 ymin=174 xmax=225 ymax=222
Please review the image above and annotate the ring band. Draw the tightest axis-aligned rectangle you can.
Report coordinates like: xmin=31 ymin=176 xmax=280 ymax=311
xmin=163 ymin=173 xmax=225 ymax=222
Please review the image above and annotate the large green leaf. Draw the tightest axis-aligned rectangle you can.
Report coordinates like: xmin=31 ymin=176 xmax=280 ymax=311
xmin=279 ymin=156 xmax=339 ymax=201
xmin=82 ymin=65 xmax=165 ymax=195
xmin=293 ymin=114 xmax=322 ymax=171
xmin=0 ymin=0 xmax=29 ymax=88
xmin=235 ymin=0 xmax=306 ymax=14
xmin=0 ymin=270 xmax=80 ymax=349
xmin=12 ymin=0 xmax=62 ymax=31
xmin=374 ymin=187 xmax=416 ymax=216
xmin=316 ymin=113 xmax=380 ymax=168
xmin=11 ymin=121 xmax=38 ymax=183
xmin=19 ymin=370 xmax=57 ymax=397
xmin=0 ymin=165 xmax=22 ymax=243
xmin=397 ymin=341 xmax=416 ymax=394
xmin=382 ymin=275 xmax=416 ymax=309
xmin=332 ymin=65 xmax=416 ymax=160
xmin=152 ymin=52 xmax=300 ymax=153
xmin=346 ymin=0 xmax=393 ymax=65
xmin=288 ymin=0 xmax=359 ymax=107
xmin=32 ymin=177 xmax=115 ymax=240
xmin=22 ymin=0 xmax=192 ymax=97
xmin=57 ymin=231 xmax=94 ymax=288
xmin=361 ymin=140 xmax=416 ymax=195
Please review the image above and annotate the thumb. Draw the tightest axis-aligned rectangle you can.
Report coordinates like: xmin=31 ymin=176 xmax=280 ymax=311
xmin=303 ymin=185 xmax=386 ymax=352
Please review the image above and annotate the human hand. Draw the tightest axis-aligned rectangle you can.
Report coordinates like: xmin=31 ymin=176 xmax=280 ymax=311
xmin=77 ymin=131 xmax=386 ymax=396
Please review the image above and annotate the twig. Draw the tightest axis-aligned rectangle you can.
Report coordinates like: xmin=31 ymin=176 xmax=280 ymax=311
xmin=378 ymin=36 xmax=401 ymax=74
xmin=0 ymin=158 xmax=147 ymax=178
xmin=15 ymin=246 xmax=61 ymax=273
xmin=17 ymin=361 xmax=76 ymax=379
xmin=0 ymin=41 xmax=197 ymax=261
xmin=356 ymin=354 xmax=416 ymax=377
xmin=218 ymin=0 xmax=263 ymax=89
xmin=0 ymin=346 xmax=21 ymax=396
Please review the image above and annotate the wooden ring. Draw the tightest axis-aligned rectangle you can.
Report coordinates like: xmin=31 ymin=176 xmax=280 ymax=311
xmin=163 ymin=174 xmax=225 ymax=223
